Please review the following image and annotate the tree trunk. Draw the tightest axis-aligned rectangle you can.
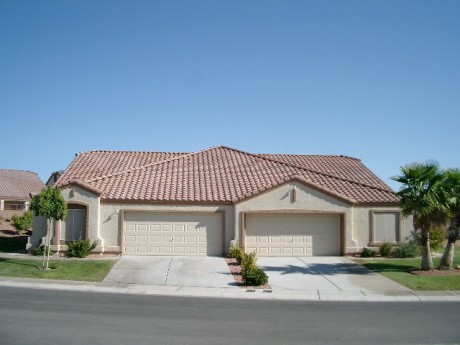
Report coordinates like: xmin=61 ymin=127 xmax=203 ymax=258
xmin=42 ymin=219 xmax=50 ymax=270
xmin=420 ymin=228 xmax=433 ymax=271
xmin=439 ymin=224 xmax=458 ymax=270
xmin=45 ymin=219 xmax=53 ymax=270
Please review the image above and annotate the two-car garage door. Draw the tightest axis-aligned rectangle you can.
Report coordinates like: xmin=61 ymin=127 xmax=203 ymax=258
xmin=245 ymin=214 xmax=341 ymax=256
xmin=123 ymin=211 xmax=340 ymax=257
xmin=123 ymin=212 xmax=223 ymax=256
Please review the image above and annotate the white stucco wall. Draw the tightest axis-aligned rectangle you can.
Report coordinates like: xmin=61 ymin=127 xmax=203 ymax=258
xmin=30 ymin=182 xmax=410 ymax=256
xmin=30 ymin=215 xmax=47 ymax=247
xmin=30 ymin=186 xmax=101 ymax=250
xmin=99 ymin=202 xmax=235 ymax=253
xmin=60 ymin=186 xmax=101 ymax=244
xmin=351 ymin=207 xmax=415 ymax=250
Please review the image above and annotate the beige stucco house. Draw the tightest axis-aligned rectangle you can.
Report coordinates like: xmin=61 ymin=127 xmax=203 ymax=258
xmin=31 ymin=146 xmax=412 ymax=256
xmin=0 ymin=169 xmax=44 ymax=231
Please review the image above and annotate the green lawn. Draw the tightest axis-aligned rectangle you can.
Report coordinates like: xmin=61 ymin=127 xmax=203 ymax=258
xmin=0 ymin=237 xmax=27 ymax=253
xmin=0 ymin=258 xmax=116 ymax=282
xmin=360 ymin=248 xmax=460 ymax=290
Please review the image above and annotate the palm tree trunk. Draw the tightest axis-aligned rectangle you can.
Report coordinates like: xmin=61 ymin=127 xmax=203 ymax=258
xmin=439 ymin=224 xmax=458 ymax=270
xmin=420 ymin=229 xmax=433 ymax=271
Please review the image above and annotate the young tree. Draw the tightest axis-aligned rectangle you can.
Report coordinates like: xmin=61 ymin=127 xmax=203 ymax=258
xmin=30 ymin=187 xmax=67 ymax=270
xmin=439 ymin=169 xmax=460 ymax=270
xmin=392 ymin=162 xmax=450 ymax=271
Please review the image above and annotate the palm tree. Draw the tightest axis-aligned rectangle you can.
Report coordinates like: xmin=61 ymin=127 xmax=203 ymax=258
xmin=392 ymin=162 xmax=450 ymax=271
xmin=439 ymin=169 xmax=460 ymax=270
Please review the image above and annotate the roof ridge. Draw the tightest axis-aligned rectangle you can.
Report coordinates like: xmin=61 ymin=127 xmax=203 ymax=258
xmin=76 ymin=149 xmax=189 ymax=156
xmin=85 ymin=146 xmax=220 ymax=184
xmin=0 ymin=169 xmax=40 ymax=176
xmin=249 ymin=153 xmax=395 ymax=194
xmin=260 ymin=153 xmax=361 ymax=161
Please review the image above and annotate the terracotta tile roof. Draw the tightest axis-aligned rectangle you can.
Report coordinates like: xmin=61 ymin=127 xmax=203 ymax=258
xmin=56 ymin=146 xmax=398 ymax=205
xmin=0 ymin=169 xmax=45 ymax=200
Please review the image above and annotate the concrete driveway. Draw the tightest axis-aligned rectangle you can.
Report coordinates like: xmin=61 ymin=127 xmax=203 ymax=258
xmin=103 ymin=256 xmax=237 ymax=289
xmin=104 ymin=255 xmax=410 ymax=294
xmin=257 ymin=256 xmax=411 ymax=293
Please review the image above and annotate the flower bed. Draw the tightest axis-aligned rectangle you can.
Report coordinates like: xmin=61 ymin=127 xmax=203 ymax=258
xmin=226 ymin=257 xmax=271 ymax=290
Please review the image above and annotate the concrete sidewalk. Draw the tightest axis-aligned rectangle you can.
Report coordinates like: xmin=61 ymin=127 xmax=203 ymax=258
xmin=1 ymin=252 xmax=460 ymax=302
xmin=1 ymin=276 xmax=459 ymax=302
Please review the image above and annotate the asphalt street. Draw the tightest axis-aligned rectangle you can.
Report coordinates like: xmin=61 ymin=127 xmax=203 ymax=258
xmin=1 ymin=286 xmax=459 ymax=345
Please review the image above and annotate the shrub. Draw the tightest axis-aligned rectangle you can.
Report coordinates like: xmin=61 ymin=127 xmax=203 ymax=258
xmin=379 ymin=242 xmax=393 ymax=257
xmin=228 ymin=242 xmax=245 ymax=264
xmin=241 ymin=252 xmax=257 ymax=272
xmin=11 ymin=211 xmax=33 ymax=234
xmin=428 ymin=226 xmax=446 ymax=252
xmin=393 ymin=241 xmax=419 ymax=258
xmin=66 ymin=239 xmax=97 ymax=258
xmin=242 ymin=266 xmax=268 ymax=286
xmin=413 ymin=227 xmax=445 ymax=252
xmin=33 ymin=245 xmax=52 ymax=256
xmin=360 ymin=247 xmax=376 ymax=258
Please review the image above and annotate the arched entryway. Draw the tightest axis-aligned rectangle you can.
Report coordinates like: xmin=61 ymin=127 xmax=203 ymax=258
xmin=60 ymin=204 xmax=87 ymax=243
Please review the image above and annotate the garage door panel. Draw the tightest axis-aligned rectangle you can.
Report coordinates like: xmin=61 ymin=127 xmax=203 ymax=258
xmin=149 ymin=247 xmax=160 ymax=254
xmin=125 ymin=224 xmax=135 ymax=231
xmin=150 ymin=225 xmax=160 ymax=232
xmin=123 ymin=212 xmax=222 ymax=256
xmin=149 ymin=235 xmax=160 ymax=243
xmin=246 ymin=214 xmax=340 ymax=256
xmin=282 ymin=247 xmax=293 ymax=255
xmin=186 ymin=236 xmax=197 ymax=243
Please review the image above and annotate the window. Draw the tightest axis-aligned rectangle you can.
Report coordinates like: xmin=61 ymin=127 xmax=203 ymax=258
xmin=4 ymin=201 xmax=25 ymax=210
xmin=371 ymin=212 xmax=400 ymax=243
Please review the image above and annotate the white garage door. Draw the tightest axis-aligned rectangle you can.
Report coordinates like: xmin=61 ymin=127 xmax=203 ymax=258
xmin=123 ymin=212 xmax=223 ymax=256
xmin=245 ymin=214 xmax=340 ymax=256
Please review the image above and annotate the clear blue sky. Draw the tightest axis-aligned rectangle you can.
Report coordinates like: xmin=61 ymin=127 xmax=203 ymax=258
xmin=1 ymin=0 xmax=459 ymax=190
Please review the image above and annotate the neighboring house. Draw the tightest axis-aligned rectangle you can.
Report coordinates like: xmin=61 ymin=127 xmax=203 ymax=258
xmin=0 ymin=169 xmax=45 ymax=231
xmin=30 ymin=146 xmax=412 ymax=256
xmin=46 ymin=170 xmax=64 ymax=187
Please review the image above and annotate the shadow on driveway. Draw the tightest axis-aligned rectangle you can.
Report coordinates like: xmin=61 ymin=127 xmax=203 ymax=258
xmin=260 ymin=262 xmax=371 ymax=276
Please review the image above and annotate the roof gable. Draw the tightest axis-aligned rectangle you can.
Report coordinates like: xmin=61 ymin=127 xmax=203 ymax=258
xmin=56 ymin=146 xmax=398 ymax=204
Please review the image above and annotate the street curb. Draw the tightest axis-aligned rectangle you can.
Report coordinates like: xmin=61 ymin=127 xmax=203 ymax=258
xmin=1 ymin=277 xmax=459 ymax=302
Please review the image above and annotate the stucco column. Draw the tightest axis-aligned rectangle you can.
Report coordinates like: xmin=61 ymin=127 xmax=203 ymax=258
xmin=52 ymin=220 xmax=60 ymax=246
xmin=0 ymin=200 xmax=4 ymax=210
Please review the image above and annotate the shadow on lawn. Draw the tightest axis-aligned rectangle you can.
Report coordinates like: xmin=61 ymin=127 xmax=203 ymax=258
xmin=363 ymin=262 xmax=415 ymax=273
xmin=0 ymin=258 xmax=40 ymax=269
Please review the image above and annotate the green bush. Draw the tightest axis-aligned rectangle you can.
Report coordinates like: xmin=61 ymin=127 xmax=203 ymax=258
xmin=393 ymin=241 xmax=419 ymax=258
xmin=360 ymin=247 xmax=376 ymax=258
xmin=379 ymin=242 xmax=393 ymax=257
xmin=228 ymin=242 xmax=245 ymax=264
xmin=241 ymin=252 xmax=257 ymax=272
xmin=33 ymin=245 xmax=52 ymax=256
xmin=242 ymin=266 xmax=268 ymax=286
xmin=67 ymin=239 xmax=97 ymax=258
xmin=413 ymin=227 xmax=445 ymax=252
xmin=428 ymin=226 xmax=446 ymax=252
xmin=10 ymin=211 xmax=33 ymax=234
